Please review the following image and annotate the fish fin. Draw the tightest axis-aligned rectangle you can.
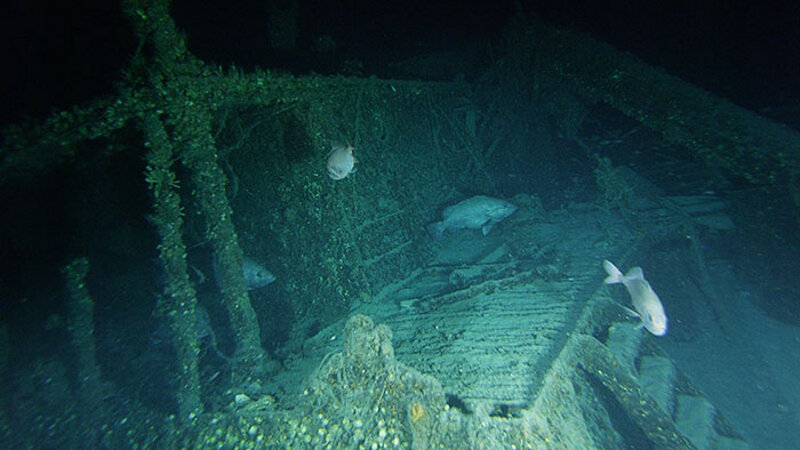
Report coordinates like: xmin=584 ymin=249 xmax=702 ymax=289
xmin=621 ymin=305 xmax=640 ymax=318
xmin=606 ymin=296 xmax=640 ymax=318
xmin=635 ymin=322 xmax=645 ymax=331
xmin=602 ymin=260 xmax=623 ymax=284
xmin=187 ymin=240 xmax=209 ymax=250
xmin=481 ymin=223 xmax=495 ymax=236
xmin=190 ymin=265 xmax=207 ymax=284
xmin=426 ymin=222 xmax=446 ymax=240
xmin=625 ymin=267 xmax=644 ymax=280
xmin=327 ymin=142 xmax=348 ymax=156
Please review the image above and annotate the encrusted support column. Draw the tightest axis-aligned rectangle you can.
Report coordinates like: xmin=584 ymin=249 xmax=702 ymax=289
xmin=143 ymin=112 xmax=203 ymax=421
xmin=176 ymin=100 xmax=270 ymax=384
xmin=62 ymin=257 xmax=106 ymax=443
xmin=126 ymin=0 xmax=270 ymax=386
xmin=123 ymin=0 xmax=188 ymax=68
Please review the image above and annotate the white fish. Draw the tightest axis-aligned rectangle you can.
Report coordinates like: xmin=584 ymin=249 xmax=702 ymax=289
xmin=427 ymin=195 xmax=517 ymax=239
xmin=326 ymin=143 xmax=357 ymax=180
xmin=603 ymin=260 xmax=668 ymax=336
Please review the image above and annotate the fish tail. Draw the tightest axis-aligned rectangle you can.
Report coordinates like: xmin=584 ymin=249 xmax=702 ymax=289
xmin=426 ymin=222 xmax=446 ymax=240
xmin=603 ymin=259 xmax=624 ymax=284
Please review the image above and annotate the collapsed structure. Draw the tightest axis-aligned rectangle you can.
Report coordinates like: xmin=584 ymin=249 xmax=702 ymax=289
xmin=2 ymin=0 xmax=796 ymax=447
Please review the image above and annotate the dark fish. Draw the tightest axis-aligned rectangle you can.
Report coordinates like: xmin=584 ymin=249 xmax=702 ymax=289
xmin=427 ymin=195 xmax=517 ymax=239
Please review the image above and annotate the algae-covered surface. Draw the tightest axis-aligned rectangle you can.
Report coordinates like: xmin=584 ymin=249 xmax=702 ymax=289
xmin=1 ymin=1 xmax=799 ymax=449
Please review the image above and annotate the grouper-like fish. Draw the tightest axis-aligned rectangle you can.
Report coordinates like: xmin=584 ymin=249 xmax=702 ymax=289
xmin=240 ymin=257 xmax=276 ymax=289
xmin=213 ymin=255 xmax=276 ymax=290
xmin=603 ymin=260 xmax=668 ymax=336
xmin=427 ymin=195 xmax=517 ymax=239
